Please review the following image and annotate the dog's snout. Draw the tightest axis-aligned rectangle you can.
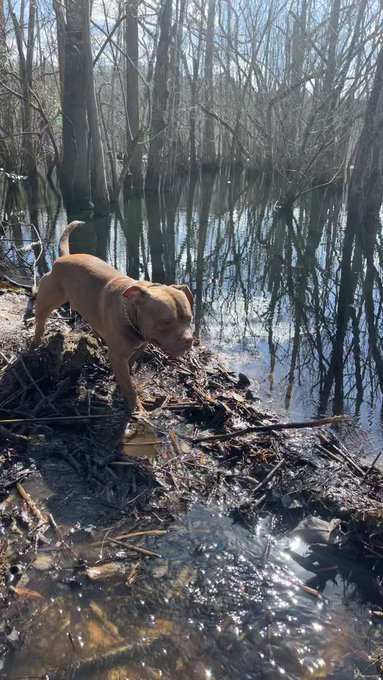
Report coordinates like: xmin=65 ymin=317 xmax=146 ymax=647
xmin=183 ymin=332 xmax=193 ymax=349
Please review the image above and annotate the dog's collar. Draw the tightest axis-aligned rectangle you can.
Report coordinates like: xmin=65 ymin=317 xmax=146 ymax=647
xmin=122 ymin=302 xmax=145 ymax=340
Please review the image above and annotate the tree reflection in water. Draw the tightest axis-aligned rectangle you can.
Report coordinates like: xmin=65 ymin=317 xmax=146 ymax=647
xmin=114 ymin=171 xmax=383 ymax=430
xmin=1 ymin=169 xmax=383 ymax=433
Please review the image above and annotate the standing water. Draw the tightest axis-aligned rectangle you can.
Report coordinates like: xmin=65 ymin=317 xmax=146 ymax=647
xmin=1 ymin=171 xmax=383 ymax=678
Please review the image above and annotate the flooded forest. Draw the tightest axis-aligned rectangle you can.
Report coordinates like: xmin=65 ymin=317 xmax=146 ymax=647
xmin=2 ymin=0 xmax=383 ymax=678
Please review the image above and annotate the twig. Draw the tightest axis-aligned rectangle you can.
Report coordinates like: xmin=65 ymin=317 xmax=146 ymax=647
xmin=319 ymin=433 xmax=365 ymax=476
xmin=187 ymin=382 xmax=227 ymax=409
xmin=165 ymin=401 xmax=200 ymax=410
xmin=168 ymin=428 xmax=182 ymax=456
xmin=251 ymin=459 xmax=285 ymax=494
xmin=253 ymin=492 xmax=268 ymax=509
xmin=0 ymin=425 xmax=30 ymax=443
xmin=0 ymin=351 xmax=11 ymax=365
xmin=123 ymin=441 xmax=158 ymax=446
xmin=193 ymin=415 xmax=348 ymax=443
xmin=360 ymin=450 xmax=383 ymax=484
xmin=0 ymin=414 xmax=110 ymax=425
xmin=0 ymin=273 xmax=33 ymax=291
xmin=107 ymin=537 xmax=160 ymax=557
xmin=315 ymin=443 xmax=344 ymax=466
xmin=19 ymin=357 xmax=60 ymax=415
xmin=48 ymin=513 xmax=77 ymax=559
xmin=112 ymin=530 xmax=167 ymax=540
xmin=16 ymin=482 xmax=47 ymax=524
xmin=126 ymin=561 xmax=141 ymax=587
xmin=123 ymin=542 xmax=161 ymax=557
xmin=288 ymin=579 xmax=322 ymax=599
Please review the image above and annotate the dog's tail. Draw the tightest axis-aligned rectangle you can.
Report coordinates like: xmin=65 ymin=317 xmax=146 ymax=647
xmin=59 ymin=220 xmax=85 ymax=257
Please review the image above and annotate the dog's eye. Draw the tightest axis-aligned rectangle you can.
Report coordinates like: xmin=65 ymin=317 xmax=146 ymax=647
xmin=161 ymin=320 xmax=173 ymax=328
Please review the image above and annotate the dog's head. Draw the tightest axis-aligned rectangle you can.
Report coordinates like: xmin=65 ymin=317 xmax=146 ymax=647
xmin=122 ymin=283 xmax=193 ymax=356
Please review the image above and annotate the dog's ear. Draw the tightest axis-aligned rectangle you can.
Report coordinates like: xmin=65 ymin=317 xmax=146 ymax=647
xmin=122 ymin=285 xmax=147 ymax=302
xmin=171 ymin=284 xmax=193 ymax=309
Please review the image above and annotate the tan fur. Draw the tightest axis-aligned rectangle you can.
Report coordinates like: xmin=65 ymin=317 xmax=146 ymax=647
xmin=33 ymin=221 xmax=193 ymax=412
xmin=59 ymin=220 xmax=85 ymax=256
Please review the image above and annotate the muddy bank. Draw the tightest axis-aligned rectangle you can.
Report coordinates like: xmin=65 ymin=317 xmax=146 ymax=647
xmin=1 ymin=286 xmax=383 ymax=676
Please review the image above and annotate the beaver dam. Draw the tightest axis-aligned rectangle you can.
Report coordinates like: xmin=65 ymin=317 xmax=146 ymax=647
xmin=2 ymin=285 xmax=383 ymax=679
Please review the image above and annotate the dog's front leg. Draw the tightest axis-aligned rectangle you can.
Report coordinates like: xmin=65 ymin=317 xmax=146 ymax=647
xmin=108 ymin=350 xmax=138 ymax=412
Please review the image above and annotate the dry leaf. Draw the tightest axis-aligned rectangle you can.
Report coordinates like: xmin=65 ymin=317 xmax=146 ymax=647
xmin=11 ymin=586 xmax=45 ymax=600
xmin=85 ymin=562 xmax=126 ymax=580
xmin=122 ymin=422 xmax=161 ymax=459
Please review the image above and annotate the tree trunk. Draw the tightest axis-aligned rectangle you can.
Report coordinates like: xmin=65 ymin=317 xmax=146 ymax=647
xmin=10 ymin=0 xmax=36 ymax=179
xmin=0 ymin=0 xmax=12 ymax=169
xmin=60 ymin=0 xmax=92 ymax=215
xmin=83 ymin=0 xmax=109 ymax=216
xmin=166 ymin=0 xmax=186 ymax=184
xmin=146 ymin=193 xmax=165 ymax=281
xmin=189 ymin=57 xmax=198 ymax=171
xmin=125 ymin=0 xmax=143 ymax=193
xmin=202 ymin=0 xmax=216 ymax=168
xmin=194 ymin=173 xmax=215 ymax=337
xmin=53 ymin=0 xmax=65 ymax=104
xmin=145 ymin=0 xmax=172 ymax=192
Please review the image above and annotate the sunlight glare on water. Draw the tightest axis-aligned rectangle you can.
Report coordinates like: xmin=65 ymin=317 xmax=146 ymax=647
xmin=4 ymin=504 xmax=380 ymax=679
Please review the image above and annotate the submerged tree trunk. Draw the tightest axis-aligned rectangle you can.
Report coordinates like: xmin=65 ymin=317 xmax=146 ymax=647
xmin=146 ymin=192 xmax=165 ymax=281
xmin=194 ymin=173 xmax=215 ymax=337
xmin=145 ymin=0 xmax=172 ymax=192
xmin=60 ymin=0 xmax=91 ymax=215
xmin=125 ymin=0 xmax=143 ymax=193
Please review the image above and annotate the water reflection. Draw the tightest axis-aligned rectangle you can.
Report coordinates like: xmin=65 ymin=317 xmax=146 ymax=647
xmin=1 ymin=171 xmax=383 ymax=440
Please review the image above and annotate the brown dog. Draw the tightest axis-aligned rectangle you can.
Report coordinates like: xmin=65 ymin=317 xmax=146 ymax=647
xmin=33 ymin=221 xmax=193 ymax=411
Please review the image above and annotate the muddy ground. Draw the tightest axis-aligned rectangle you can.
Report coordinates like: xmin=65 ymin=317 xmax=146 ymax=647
xmin=1 ymin=284 xmax=383 ymax=676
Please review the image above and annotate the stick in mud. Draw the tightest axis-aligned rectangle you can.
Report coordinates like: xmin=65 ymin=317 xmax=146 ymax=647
xmin=0 ymin=414 xmax=111 ymax=425
xmin=251 ymin=458 xmax=285 ymax=494
xmin=193 ymin=415 xmax=348 ymax=444
xmin=16 ymin=482 xmax=47 ymax=524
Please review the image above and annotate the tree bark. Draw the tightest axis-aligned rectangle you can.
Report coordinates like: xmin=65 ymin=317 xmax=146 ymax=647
xmin=10 ymin=0 xmax=36 ymax=178
xmin=60 ymin=0 xmax=92 ymax=215
xmin=166 ymin=0 xmax=186 ymax=184
xmin=145 ymin=0 xmax=172 ymax=192
xmin=202 ymin=0 xmax=216 ymax=168
xmin=125 ymin=0 xmax=143 ymax=193
xmin=83 ymin=0 xmax=110 ymax=216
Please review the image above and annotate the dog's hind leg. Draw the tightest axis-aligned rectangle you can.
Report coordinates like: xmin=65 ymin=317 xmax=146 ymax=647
xmin=33 ymin=272 xmax=67 ymax=346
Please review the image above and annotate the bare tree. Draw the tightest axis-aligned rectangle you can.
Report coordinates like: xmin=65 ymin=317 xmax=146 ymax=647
xmin=125 ymin=0 xmax=143 ymax=192
xmin=59 ymin=0 xmax=92 ymax=214
xmin=202 ymin=0 xmax=216 ymax=168
xmin=146 ymin=0 xmax=172 ymax=192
